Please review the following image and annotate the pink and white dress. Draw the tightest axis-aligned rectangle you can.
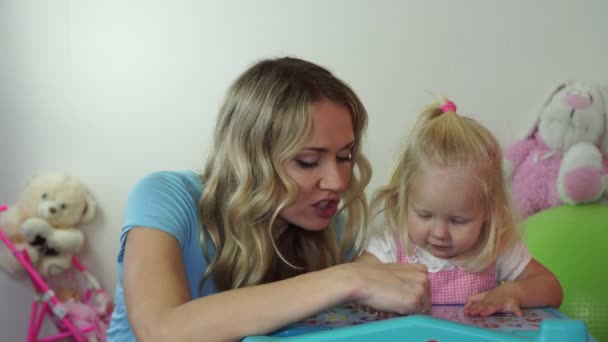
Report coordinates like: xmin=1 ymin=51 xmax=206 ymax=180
xmin=366 ymin=232 xmax=532 ymax=305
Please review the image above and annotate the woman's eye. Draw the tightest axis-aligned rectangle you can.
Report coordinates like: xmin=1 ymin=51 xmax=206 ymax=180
xmin=41 ymin=193 xmax=48 ymax=200
xmin=60 ymin=203 xmax=67 ymax=210
xmin=337 ymin=152 xmax=352 ymax=162
xmin=297 ymin=160 xmax=318 ymax=169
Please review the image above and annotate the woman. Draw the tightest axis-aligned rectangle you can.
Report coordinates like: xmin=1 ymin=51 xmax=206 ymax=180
xmin=107 ymin=57 xmax=429 ymax=342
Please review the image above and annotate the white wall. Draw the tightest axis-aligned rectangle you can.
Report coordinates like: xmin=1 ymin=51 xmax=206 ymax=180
xmin=0 ymin=0 xmax=606 ymax=339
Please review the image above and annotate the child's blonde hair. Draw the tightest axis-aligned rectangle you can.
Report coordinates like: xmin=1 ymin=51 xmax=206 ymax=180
xmin=371 ymin=98 xmax=517 ymax=271
xmin=200 ymin=57 xmax=372 ymax=292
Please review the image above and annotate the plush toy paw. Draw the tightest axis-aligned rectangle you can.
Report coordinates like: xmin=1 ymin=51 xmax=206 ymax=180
xmin=39 ymin=255 xmax=73 ymax=277
xmin=0 ymin=243 xmax=40 ymax=277
xmin=558 ymin=143 xmax=605 ymax=204
xmin=0 ymin=245 xmax=25 ymax=276
xmin=46 ymin=229 xmax=84 ymax=255
xmin=22 ymin=217 xmax=84 ymax=256
xmin=22 ymin=217 xmax=54 ymax=244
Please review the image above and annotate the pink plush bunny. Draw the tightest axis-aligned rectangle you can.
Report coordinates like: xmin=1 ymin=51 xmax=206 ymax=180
xmin=504 ymin=81 xmax=608 ymax=218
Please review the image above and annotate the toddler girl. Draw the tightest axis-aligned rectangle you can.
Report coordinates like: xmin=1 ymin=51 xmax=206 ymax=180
xmin=362 ymin=99 xmax=563 ymax=316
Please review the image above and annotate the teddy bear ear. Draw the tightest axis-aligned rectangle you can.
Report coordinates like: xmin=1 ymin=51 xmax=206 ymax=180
xmin=522 ymin=80 xmax=571 ymax=139
xmin=601 ymin=86 xmax=608 ymax=153
xmin=80 ymin=192 xmax=97 ymax=224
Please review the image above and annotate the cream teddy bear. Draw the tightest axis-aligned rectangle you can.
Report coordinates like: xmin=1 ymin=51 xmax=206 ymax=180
xmin=0 ymin=173 xmax=96 ymax=278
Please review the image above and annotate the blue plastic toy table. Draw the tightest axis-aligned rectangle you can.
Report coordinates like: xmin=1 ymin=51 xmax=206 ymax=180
xmin=243 ymin=305 xmax=596 ymax=342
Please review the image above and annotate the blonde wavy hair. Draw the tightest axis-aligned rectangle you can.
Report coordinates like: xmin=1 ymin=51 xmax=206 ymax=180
xmin=199 ymin=57 xmax=372 ymax=292
xmin=371 ymin=98 xmax=517 ymax=271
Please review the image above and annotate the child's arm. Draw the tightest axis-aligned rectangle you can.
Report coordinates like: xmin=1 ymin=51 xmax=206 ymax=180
xmin=464 ymin=259 xmax=563 ymax=316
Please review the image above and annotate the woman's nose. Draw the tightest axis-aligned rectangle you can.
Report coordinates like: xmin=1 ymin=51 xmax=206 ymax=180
xmin=319 ymin=163 xmax=349 ymax=192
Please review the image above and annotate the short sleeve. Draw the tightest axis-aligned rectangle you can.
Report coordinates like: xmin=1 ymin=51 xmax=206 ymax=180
xmin=365 ymin=231 xmax=398 ymax=263
xmin=496 ymin=239 xmax=533 ymax=282
xmin=117 ymin=171 xmax=200 ymax=262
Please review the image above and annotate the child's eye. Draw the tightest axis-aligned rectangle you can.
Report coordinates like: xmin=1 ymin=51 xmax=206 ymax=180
xmin=41 ymin=193 xmax=48 ymax=200
xmin=297 ymin=160 xmax=319 ymax=169
xmin=450 ymin=218 xmax=469 ymax=225
xmin=417 ymin=212 xmax=432 ymax=219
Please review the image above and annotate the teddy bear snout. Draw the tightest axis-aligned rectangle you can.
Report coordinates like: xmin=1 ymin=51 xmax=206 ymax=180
xmin=39 ymin=202 xmax=60 ymax=218
xmin=564 ymin=92 xmax=592 ymax=110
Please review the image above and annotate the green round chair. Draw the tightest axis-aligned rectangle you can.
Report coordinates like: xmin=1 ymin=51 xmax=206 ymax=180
xmin=523 ymin=204 xmax=608 ymax=341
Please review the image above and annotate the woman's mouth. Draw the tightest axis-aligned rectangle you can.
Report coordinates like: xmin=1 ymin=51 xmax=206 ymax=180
xmin=314 ymin=200 xmax=338 ymax=219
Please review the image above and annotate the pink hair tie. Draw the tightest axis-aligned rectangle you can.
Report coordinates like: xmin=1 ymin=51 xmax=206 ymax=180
xmin=441 ymin=101 xmax=457 ymax=113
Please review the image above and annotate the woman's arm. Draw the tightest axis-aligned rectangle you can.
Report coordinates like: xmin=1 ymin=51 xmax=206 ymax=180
xmin=353 ymin=252 xmax=431 ymax=314
xmin=464 ymin=259 xmax=563 ymax=316
xmin=124 ymin=227 xmax=429 ymax=342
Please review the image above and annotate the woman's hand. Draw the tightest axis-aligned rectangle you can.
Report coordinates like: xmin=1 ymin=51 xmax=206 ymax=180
xmin=338 ymin=253 xmax=430 ymax=315
xmin=464 ymin=282 xmax=523 ymax=316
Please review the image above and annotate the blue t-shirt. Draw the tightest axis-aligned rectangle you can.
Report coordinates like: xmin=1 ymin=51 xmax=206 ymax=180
xmin=107 ymin=171 xmax=347 ymax=341
xmin=107 ymin=171 xmax=215 ymax=341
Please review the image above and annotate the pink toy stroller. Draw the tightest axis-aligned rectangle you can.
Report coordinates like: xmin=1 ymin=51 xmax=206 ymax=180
xmin=0 ymin=205 xmax=112 ymax=342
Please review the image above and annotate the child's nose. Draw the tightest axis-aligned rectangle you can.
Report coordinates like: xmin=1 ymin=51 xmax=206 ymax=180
xmin=431 ymin=222 xmax=450 ymax=239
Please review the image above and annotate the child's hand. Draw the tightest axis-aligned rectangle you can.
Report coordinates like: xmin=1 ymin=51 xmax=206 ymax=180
xmin=464 ymin=282 xmax=523 ymax=316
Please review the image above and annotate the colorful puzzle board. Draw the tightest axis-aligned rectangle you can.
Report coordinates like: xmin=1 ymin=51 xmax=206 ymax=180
xmin=241 ymin=304 xmax=596 ymax=341
xmin=283 ymin=304 xmax=562 ymax=331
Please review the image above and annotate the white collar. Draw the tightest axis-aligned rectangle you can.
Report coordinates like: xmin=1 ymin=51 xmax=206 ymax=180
xmin=408 ymin=244 xmax=460 ymax=273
